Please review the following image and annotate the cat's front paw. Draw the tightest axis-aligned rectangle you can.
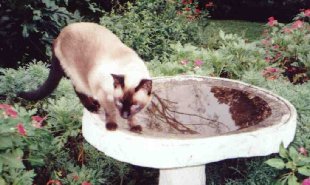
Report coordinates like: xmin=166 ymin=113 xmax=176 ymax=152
xmin=130 ymin=125 xmax=142 ymax=133
xmin=106 ymin=122 xmax=118 ymax=131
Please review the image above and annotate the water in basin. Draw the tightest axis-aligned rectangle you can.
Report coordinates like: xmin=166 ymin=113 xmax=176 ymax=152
xmin=132 ymin=78 xmax=274 ymax=137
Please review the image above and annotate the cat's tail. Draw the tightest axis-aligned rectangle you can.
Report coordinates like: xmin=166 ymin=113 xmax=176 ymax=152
xmin=17 ymin=54 xmax=64 ymax=101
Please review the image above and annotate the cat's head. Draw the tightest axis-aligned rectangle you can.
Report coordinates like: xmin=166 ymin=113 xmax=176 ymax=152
xmin=111 ymin=74 xmax=152 ymax=119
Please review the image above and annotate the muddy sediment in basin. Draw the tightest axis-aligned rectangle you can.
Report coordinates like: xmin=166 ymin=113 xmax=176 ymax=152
xmin=129 ymin=77 xmax=289 ymax=138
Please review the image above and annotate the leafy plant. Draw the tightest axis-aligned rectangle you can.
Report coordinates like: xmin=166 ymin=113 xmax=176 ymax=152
xmin=100 ymin=0 xmax=208 ymax=62
xmin=149 ymin=31 xmax=267 ymax=79
xmin=260 ymin=10 xmax=310 ymax=84
xmin=265 ymin=143 xmax=310 ymax=185
xmin=0 ymin=104 xmax=52 ymax=184
xmin=0 ymin=0 xmax=83 ymax=68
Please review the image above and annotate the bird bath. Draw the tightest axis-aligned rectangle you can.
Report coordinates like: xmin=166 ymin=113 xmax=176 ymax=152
xmin=82 ymin=76 xmax=297 ymax=185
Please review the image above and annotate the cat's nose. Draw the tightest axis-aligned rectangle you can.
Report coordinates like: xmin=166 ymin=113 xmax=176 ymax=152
xmin=121 ymin=111 xmax=129 ymax=119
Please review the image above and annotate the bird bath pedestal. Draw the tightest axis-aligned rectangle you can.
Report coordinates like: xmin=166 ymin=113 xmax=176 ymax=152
xmin=82 ymin=76 xmax=297 ymax=185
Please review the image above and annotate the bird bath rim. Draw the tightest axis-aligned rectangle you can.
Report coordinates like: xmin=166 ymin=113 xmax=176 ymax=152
xmin=82 ymin=75 xmax=297 ymax=169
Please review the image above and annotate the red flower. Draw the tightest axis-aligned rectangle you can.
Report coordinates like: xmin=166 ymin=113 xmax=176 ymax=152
xmin=291 ymin=20 xmax=304 ymax=29
xmin=184 ymin=7 xmax=190 ymax=11
xmin=267 ymin=17 xmax=278 ymax=26
xmin=32 ymin=115 xmax=44 ymax=123
xmin=81 ymin=182 xmax=92 ymax=185
xmin=302 ymin=178 xmax=310 ymax=185
xmin=31 ymin=115 xmax=46 ymax=128
xmin=304 ymin=9 xmax=310 ymax=17
xmin=205 ymin=2 xmax=214 ymax=8
xmin=5 ymin=108 xmax=18 ymax=118
xmin=0 ymin=104 xmax=18 ymax=118
xmin=16 ymin=123 xmax=26 ymax=136
xmin=195 ymin=8 xmax=201 ymax=14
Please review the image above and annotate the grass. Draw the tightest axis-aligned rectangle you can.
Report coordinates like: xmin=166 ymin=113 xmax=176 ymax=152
xmin=208 ymin=19 xmax=265 ymax=41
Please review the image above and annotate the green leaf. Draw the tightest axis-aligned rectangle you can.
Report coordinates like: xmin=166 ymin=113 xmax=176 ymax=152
xmin=289 ymin=147 xmax=299 ymax=162
xmin=0 ymin=136 xmax=13 ymax=149
xmin=0 ymin=149 xmax=24 ymax=169
xmin=287 ymin=175 xmax=299 ymax=185
xmin=265 ymin=158 xmax=285 ymax=169
xmin=279 ymin=142 xmax=289 ymax=159
xmin=298 ymin=166 xmax=310 ymax=176
xmin=296 ymin=156 xmax=310 ymax=166
xmin=286 ymin=161 xmax=296 ymax=170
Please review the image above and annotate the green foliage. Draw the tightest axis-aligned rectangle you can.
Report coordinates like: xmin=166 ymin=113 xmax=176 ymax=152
xmin=265 ymin=143 xmax=310 ymax=185
xmin=100 ymin=0 xmax=208 ymax=62
xmin=46 ymin=96 xmax=82 ymax=150
xmin=260 ymin=13 xmax=310 ymax=83
xmin=149 ymin=31 xmax=267 ymax=79
xmin=0 ymin=104 xmax=52 ymax=184
xmin=0 ymin=0 xmax=83 ymax=67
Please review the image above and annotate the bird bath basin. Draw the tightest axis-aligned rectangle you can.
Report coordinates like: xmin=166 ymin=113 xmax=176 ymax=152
xmin=82 ymin=76 xmax=297 ymax=185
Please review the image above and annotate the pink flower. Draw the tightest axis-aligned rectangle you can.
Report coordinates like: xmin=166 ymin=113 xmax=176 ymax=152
xmin=5 ymin=108 xmax=18 ymax=118
xmin=194 ymin=59 xmax=204 ymax=67
xmin=31 ymin=115 xmax=46 ymax=128
xmin=283 ymin=27 xmax=292 ymax=33
xmin=266 ymin=67 xmax=278 ymax=73
xmin=291 ymin=20 xmax=304 ymax=29
xmin=268 ymin=17 xmax=278 ymax=26
xmin=195 ymin=8 xmax=201 ymax=14
xmin=273 ymin=45 xmax=280 ymax=49
xmin=302 ymin=178 xmax=310 ymax=185
xmin=299 ymin=147 xmax=308 ymax=156
xmin=16 ymin=123 xmax=26 ymax=136
xmin=32 ymin=115 xmax=45 ymax=123
xmin=0 ymin=104 xmax=12 ymax=110
xmin=0 ymin=104 xmax=18 ymax=118
xmin=261 ymin=39 xmax=270 ymax=45
xmin=304 ymin=9 xmax=310 ymax=17
xmin=82 ymin=182 xmax=92 ymax=185
xmin=180 ymin=60 xmax=188 ymax=65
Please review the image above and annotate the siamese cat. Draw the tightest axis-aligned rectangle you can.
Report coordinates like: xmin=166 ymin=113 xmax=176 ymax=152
xmin=18 ymin=22 xmax=152 ymax=132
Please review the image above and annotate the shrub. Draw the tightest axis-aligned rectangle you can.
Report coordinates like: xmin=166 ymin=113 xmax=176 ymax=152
xmin=0 ymin=104 xmax=53 ymax=184
xmin=260 ymin=10 xmax=310 ymax=84
xmin=0 ymin=0 xmax=84 ymax=68
xmin=0 ymin=63 xmax=132 ymax=184
xmin=100 ymin=0 xmax=209 ymax=62
xmin=149 ymin=31 xmax=267 ymax=79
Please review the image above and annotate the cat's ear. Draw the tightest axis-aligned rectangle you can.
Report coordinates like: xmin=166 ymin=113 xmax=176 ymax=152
xmin=111 ymin=74 xmax=125 ymax=88
xmin=135 ymin=79 xmax=152 ymax=95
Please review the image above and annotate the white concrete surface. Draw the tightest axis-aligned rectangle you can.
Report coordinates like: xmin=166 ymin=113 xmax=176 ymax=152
xmin=82 ymin=76 xmax=297 ymax=185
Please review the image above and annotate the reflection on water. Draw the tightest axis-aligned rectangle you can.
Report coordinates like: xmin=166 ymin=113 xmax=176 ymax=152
xmin=136 ymin=79 xmax=272 ymax=137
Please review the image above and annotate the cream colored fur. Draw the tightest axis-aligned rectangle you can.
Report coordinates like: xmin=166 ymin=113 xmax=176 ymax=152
xmin=53 ymin=22 xmax=151 ymax=108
